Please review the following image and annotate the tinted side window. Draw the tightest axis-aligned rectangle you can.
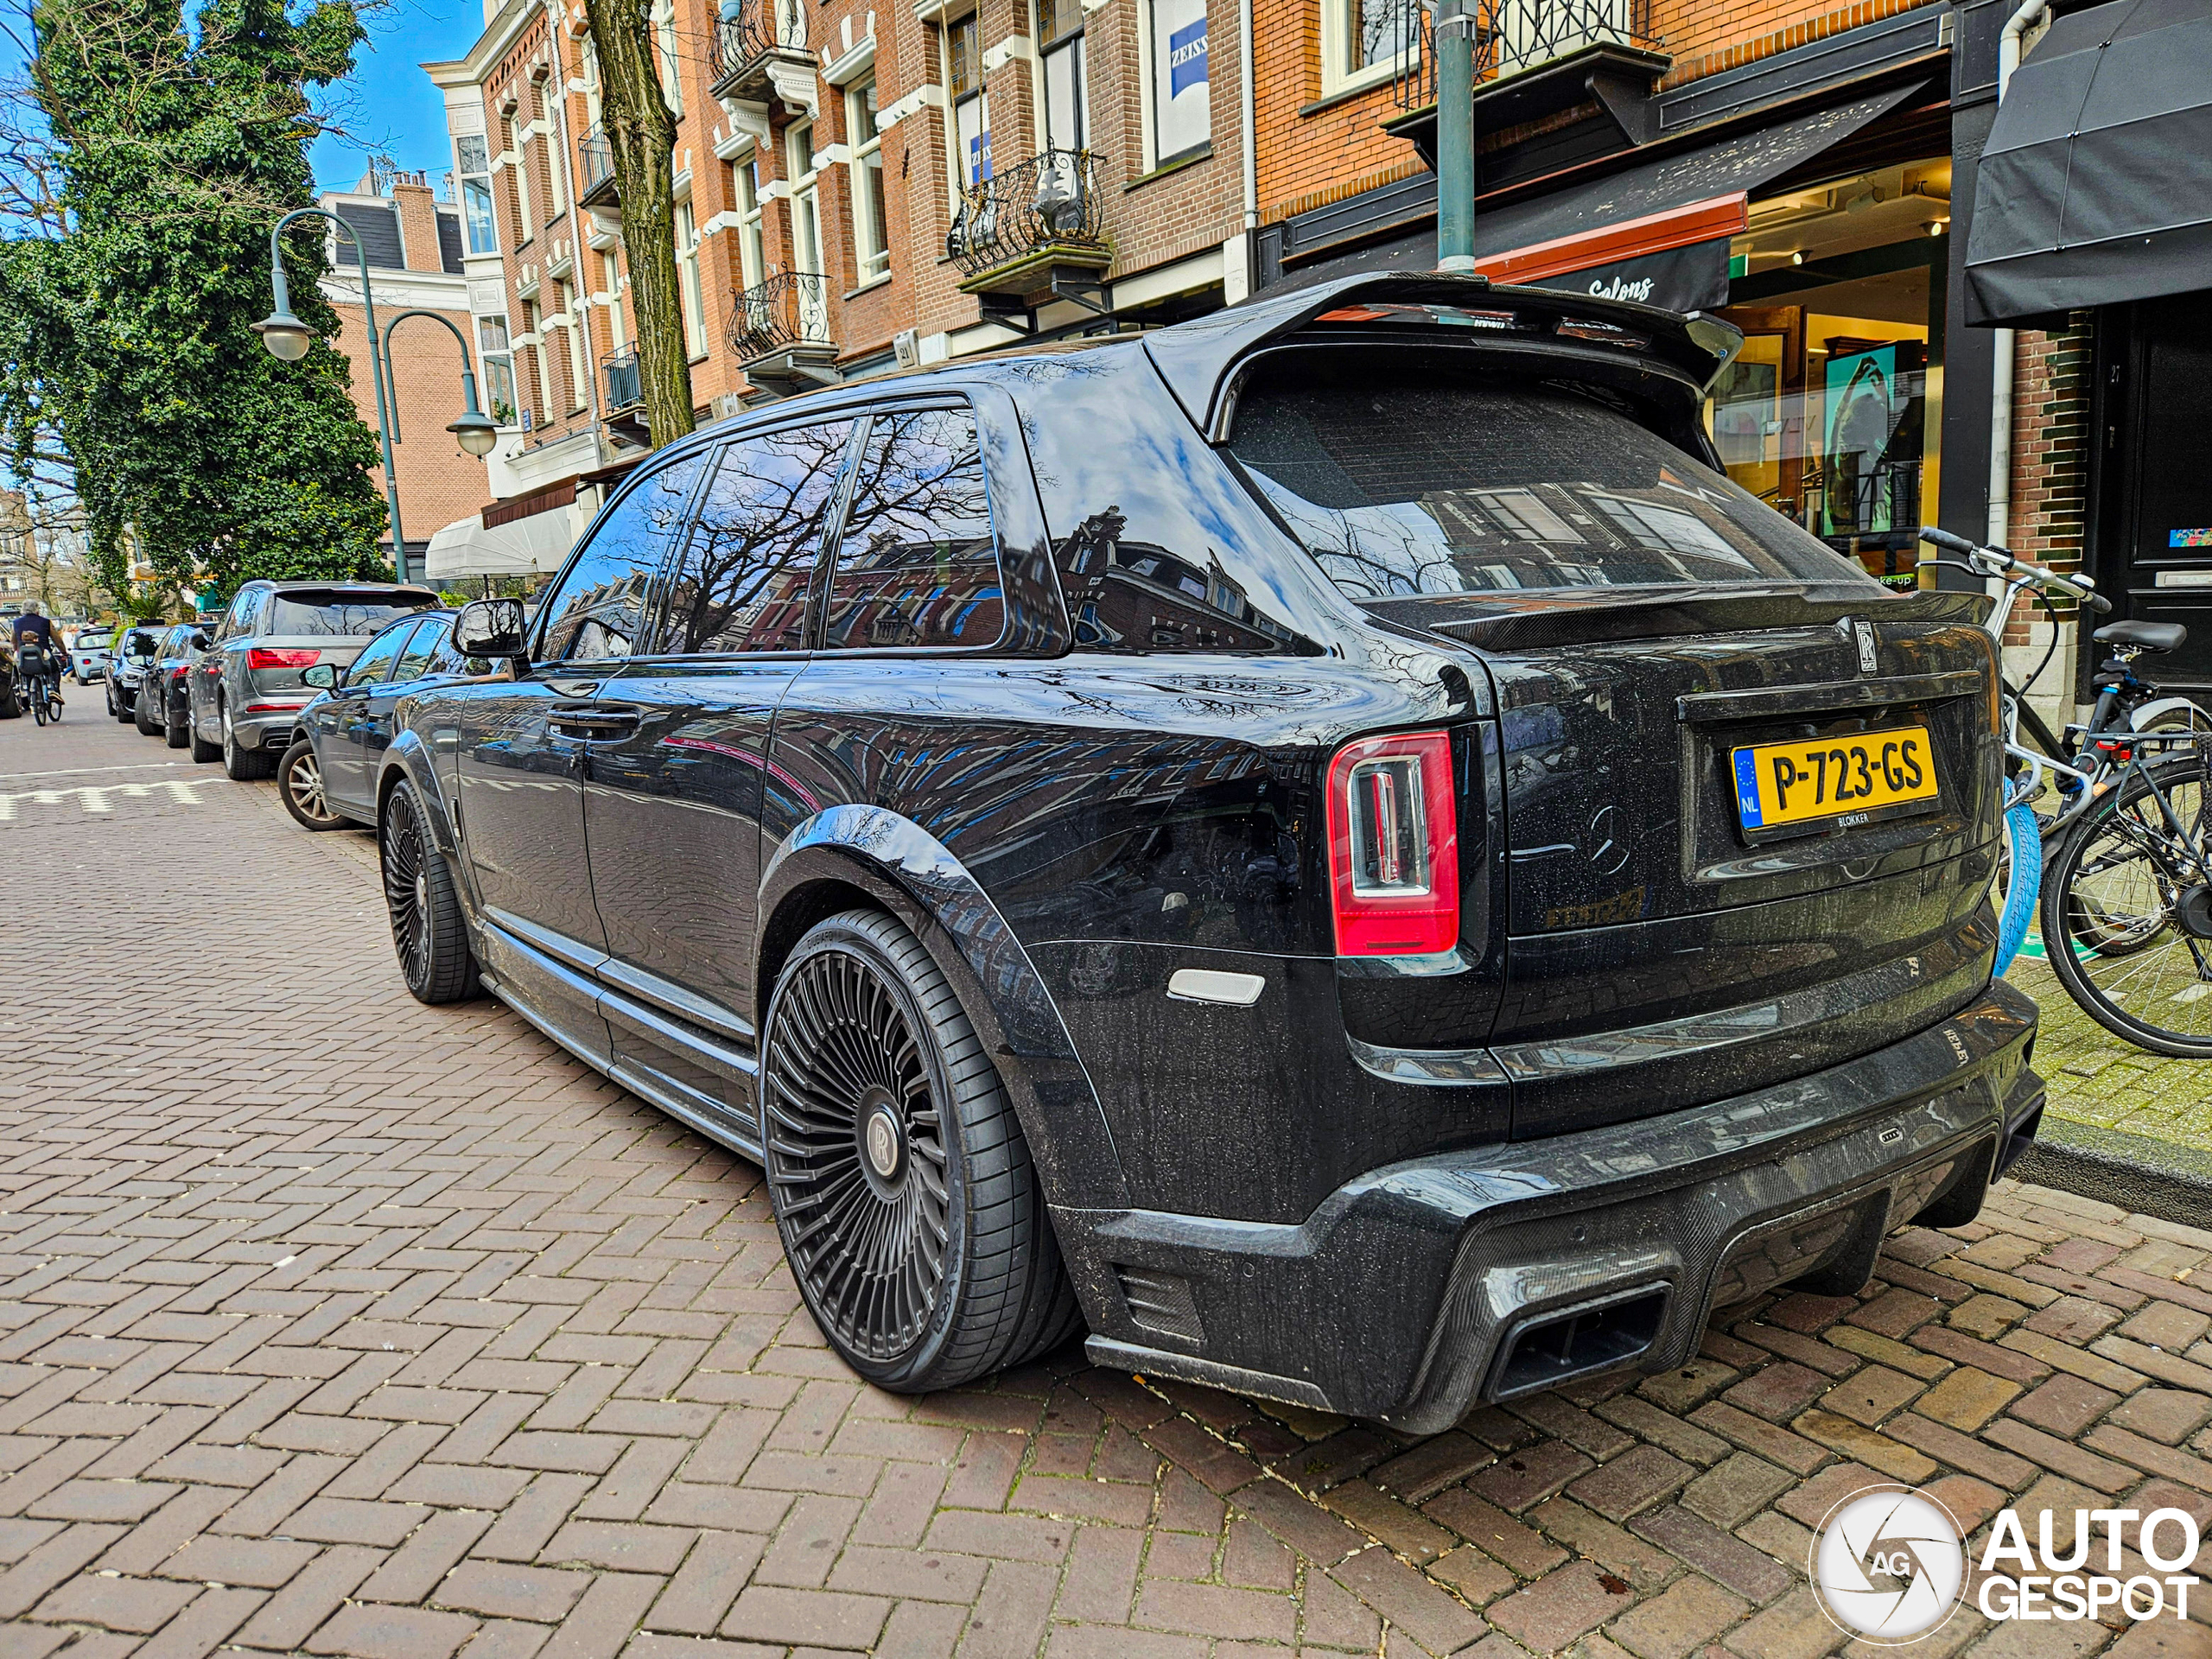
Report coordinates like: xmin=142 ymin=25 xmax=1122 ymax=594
xmin=220 ymin=590 xmax=258 ymax=642
xmin=395 ymin=616 xmax=448 ymax=682
xmin=823 ymin=407 xmax=1000 ymax=650
xmin=540 ymin=454 xmax=707 ymax=662
xmin=660 ymin=422 xmax=854 ymax=655
xmin=347 ymin=623 xmax=416 ymax=686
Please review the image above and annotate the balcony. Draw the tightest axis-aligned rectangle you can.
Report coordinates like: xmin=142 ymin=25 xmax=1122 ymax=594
xmin=709 ymin=0 xmax=815 ymax=103
xmin=1387 ymin=0 xmax=1667 ymax=157
xmin=949 ymin=149 xmax=1110 ymax=298
xmin=601 ymin=347 xmax=646 ymax=445
xmin=728 ymin=272 xmax=839 ymax=397
xmin=577 ymin=124 xmax=618 ymax=209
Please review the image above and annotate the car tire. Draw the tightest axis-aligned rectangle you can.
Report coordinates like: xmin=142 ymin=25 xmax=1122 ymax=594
xmin=0 ymin=686 xmax=17 ymax=720
xmin=220 ymin=702 xmax=270 ymax=780
xmin=278 ymin=740 xmax=346 ymax=831
xmin=760 ymin=909 xmax=1081 ymax=1393
xmin=163 ymin=707 xmax=188 ymax=748
xmin=134 ymin=687 xmax=159 ymax=736
xmin=382 ymin=779 xmax=480 ymax=1003
xmin=189 ymin=714 xmax=220 ymax=764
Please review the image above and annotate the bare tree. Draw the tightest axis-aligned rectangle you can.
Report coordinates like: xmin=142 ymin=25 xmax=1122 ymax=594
xmin=578 ymin=0 xmax=694 ymax=448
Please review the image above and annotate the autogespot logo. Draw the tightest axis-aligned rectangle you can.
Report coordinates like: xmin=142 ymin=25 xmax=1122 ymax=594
xmin=1812 ymin=1484 xmax=2207 ymax=1641
xmin=1811 ymin=1486 xmax=1967 ymax=1644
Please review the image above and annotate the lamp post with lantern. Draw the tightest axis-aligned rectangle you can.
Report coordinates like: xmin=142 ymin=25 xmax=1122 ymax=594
xmin=253 ymin=207 xmax=500 ymax=587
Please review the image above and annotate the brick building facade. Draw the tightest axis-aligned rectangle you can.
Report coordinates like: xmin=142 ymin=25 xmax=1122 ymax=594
xmin=405 ymin=0 xmax=2167 ymax=726
xmin=316 ymin=173 xmax=487 ymax=575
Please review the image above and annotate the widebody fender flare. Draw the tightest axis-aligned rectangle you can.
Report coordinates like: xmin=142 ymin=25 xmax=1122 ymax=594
xmin=759 ymin=805 xmax=1129 ymax=1211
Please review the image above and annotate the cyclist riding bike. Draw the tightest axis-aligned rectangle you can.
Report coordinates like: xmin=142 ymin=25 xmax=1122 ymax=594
xmin=10 ymin=604 xmax=65 ymax=709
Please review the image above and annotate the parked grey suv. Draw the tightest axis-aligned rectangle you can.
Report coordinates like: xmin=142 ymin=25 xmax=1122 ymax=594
xmin=188 ymin=580 xmax=437 ymax=778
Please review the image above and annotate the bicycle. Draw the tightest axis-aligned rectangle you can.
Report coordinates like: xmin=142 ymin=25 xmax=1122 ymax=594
xmin=14 ymin=641 xmax=63 ymax=727
xmin=1920 ymin=525 xmax=2212 ymax=1055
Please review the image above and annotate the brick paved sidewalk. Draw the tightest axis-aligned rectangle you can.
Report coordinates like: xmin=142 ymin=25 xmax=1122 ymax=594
xmin=3 ymin=715 xmax=2209 ymax=1659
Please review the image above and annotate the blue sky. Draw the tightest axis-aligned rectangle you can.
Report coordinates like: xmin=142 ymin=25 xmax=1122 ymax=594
xmin=310 ymin=0 xmax=477 ymax=194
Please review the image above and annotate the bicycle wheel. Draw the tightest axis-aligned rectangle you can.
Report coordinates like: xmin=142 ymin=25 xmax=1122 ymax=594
xmin=29 ymin=687 xmax=45 ymax=727
xmin=2041 ymin=751 xmax=2212 ymax=1056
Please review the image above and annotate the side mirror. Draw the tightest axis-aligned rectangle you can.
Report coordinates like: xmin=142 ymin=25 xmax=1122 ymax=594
xmin=454 ymin=598 xmax=529 ymax=666
xmin=190 ymin=631 xmax=212 ymax=652
xmin=302 ymin=663 xmax=337 ymax=690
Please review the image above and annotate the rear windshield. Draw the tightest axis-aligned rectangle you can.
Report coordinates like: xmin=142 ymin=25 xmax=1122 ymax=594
xmin=1225 ymin=364 xmax=1872 ymax=601
xmin=267 ymin=594 xmax=435 ymax=636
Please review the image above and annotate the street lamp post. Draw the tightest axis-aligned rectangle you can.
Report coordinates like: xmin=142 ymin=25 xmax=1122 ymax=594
xmin=1429 ymin=0 xmax=1478 ymax=274
xmin=253 ymin=208 xmax=499 ymax=588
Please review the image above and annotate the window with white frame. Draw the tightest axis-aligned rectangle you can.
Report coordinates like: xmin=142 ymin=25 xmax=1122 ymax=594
xmin=946 ymin=12 xmax=991 ymax=199
xmin=477 ymin=316 xmax=517 ymax=424
xmin=847 ymin=78 xmax=889 ymax=281
xmin=601 ymin=251 xmax=626 ymax=350
xmin=559 ymin=280 xmax=588 ymax=410
xmin=457 ymin=134 xmax=499 ymax=255
xmin=505 ymin=111 xmax=533 ymax=242
xmin=654 ymin=0 xmax=684 ymax=118
xmin=1036 ymin=0 xmax=1087 ymax=151
xmin=674 ymin=198 xmax=707 ymax=356
xmin=732 ymin=156 xmax=766 ymax=289
xmin=522 ymin=299 xmax=550 ymax=426
xmin=1146 ymin=0 xmax=1208 ymax=168
xmin=535 ymin=82 xmax=565 ymax=217
xmin=786 ymin=120 xmax=823 ymax=275
xmin=1321 ymin=0 xmax=1411 ymax=94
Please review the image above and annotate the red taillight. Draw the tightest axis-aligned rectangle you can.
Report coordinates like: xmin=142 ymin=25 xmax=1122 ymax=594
xmin=1325 ymin=731 xmax=1459 ymax=957
xmin=248 ymin=647 xmax=320 ymax=670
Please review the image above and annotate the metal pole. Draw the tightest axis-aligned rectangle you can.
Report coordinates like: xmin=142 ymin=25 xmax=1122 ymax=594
xmin=1432 ymin=0 xmax=1477 ymax=274
xmin=267 ymin=207 xmax=409 ymax=582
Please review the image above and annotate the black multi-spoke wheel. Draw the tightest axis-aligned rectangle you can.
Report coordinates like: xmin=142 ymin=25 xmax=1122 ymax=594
xmin=381 ymin=779 xmax=480 ymax=1004
xmin=279 ymin=740 xmax=346 ymax=831
xmin=760 ymin=910 xmax=1080 ymax=1391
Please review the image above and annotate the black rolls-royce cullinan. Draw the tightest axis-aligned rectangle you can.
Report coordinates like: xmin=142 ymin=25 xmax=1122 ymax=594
xmin=372 ymin=272 xmax=2043 ymax=1431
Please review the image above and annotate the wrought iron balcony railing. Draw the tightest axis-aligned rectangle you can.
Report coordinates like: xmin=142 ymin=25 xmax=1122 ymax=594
xmin=709 ymin=0 xmax=812 ymax=97
xmin=947 ymin=149 xmax=1106 ymax=281
xmin=728 ymin=272 xmax=832 ymax=361
xmin=602 ymin=347 xmax=641 ymax=412
xmin=577 ymin=124 xmax=617 ymax=206
xmin=1392 ymin=0 xmax=1656 ymax=109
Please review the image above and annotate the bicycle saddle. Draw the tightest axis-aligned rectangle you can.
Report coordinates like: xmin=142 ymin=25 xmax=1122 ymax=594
xmin=2094 ymin=619 xmax=2188 ymax=653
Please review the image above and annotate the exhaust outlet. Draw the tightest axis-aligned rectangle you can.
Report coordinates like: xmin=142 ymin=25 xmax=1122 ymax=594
xmin=1485 ymin=1283 xmax=1669 ymax=1402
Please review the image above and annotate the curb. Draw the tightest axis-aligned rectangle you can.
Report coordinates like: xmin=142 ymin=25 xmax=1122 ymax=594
xmin=2008 ymin=1114 xmax=2212 ymax=1230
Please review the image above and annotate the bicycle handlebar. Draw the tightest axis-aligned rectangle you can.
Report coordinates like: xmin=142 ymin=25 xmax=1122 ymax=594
xmin=1914 ymin=526 xmax=2114 ymax=613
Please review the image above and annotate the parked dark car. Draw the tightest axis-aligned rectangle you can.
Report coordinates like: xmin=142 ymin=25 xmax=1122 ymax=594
xmin=189 ymin=579 xmax=439 ymax=778
xmin=104 ymin=625 xmax=161 ymax=723
xmin=359 ymin=273 xmax=2043 ymax=1427
xmin=135 ymin=621 xmax=214 ymax=747
xmin=276 ymin=610 xmax=481 ymax=830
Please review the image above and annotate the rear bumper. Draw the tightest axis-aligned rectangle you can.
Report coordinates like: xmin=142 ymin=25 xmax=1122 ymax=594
xmin=1059 ymin=978 xmax=2040 ymax=1432
xmin=232 ymin=707 xmax=308 ymax=750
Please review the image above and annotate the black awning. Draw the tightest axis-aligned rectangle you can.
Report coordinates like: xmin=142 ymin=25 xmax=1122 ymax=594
xmin=1965 ymin=0 xmax=2212 ymax=326
xmin=1268 ymin=81 xmax=1922 ymax=296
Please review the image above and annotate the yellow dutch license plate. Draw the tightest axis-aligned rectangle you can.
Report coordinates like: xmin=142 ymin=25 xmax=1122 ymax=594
xmin=1730 ymin=726 xmax=1939 ymax=835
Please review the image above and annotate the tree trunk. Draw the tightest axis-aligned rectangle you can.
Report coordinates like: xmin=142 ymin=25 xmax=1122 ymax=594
xmin=582 ymin=0 xmax=694 ymax=448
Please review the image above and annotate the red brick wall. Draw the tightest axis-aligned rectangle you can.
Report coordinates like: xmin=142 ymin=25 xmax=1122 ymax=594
xmin=2002 ymin=317 xmax=2094 ymax=647
xmin=327 ymin=298 xmax=491 ymax=550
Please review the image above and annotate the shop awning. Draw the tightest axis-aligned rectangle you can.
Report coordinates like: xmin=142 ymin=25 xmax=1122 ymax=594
xmin=1965 ymin=0 xmax=2212 ymax=326
xmin=1274 ymin=81 xmax=1923 ymax=311
xmin=423 ymin=510 xmax=574 ymax=582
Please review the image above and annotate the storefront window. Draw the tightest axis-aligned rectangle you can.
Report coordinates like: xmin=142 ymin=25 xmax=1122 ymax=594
xmin=1709 ymin=161 xmax=1951 ymax=588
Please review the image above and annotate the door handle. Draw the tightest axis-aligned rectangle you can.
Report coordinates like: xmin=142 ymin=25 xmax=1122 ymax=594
xmin=550 ymin=703 xmax=641 ymax=738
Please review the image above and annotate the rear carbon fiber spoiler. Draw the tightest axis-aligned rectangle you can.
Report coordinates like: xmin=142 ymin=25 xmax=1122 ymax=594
xmin=1141 ymin=270 xmax=1744 ymax=441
